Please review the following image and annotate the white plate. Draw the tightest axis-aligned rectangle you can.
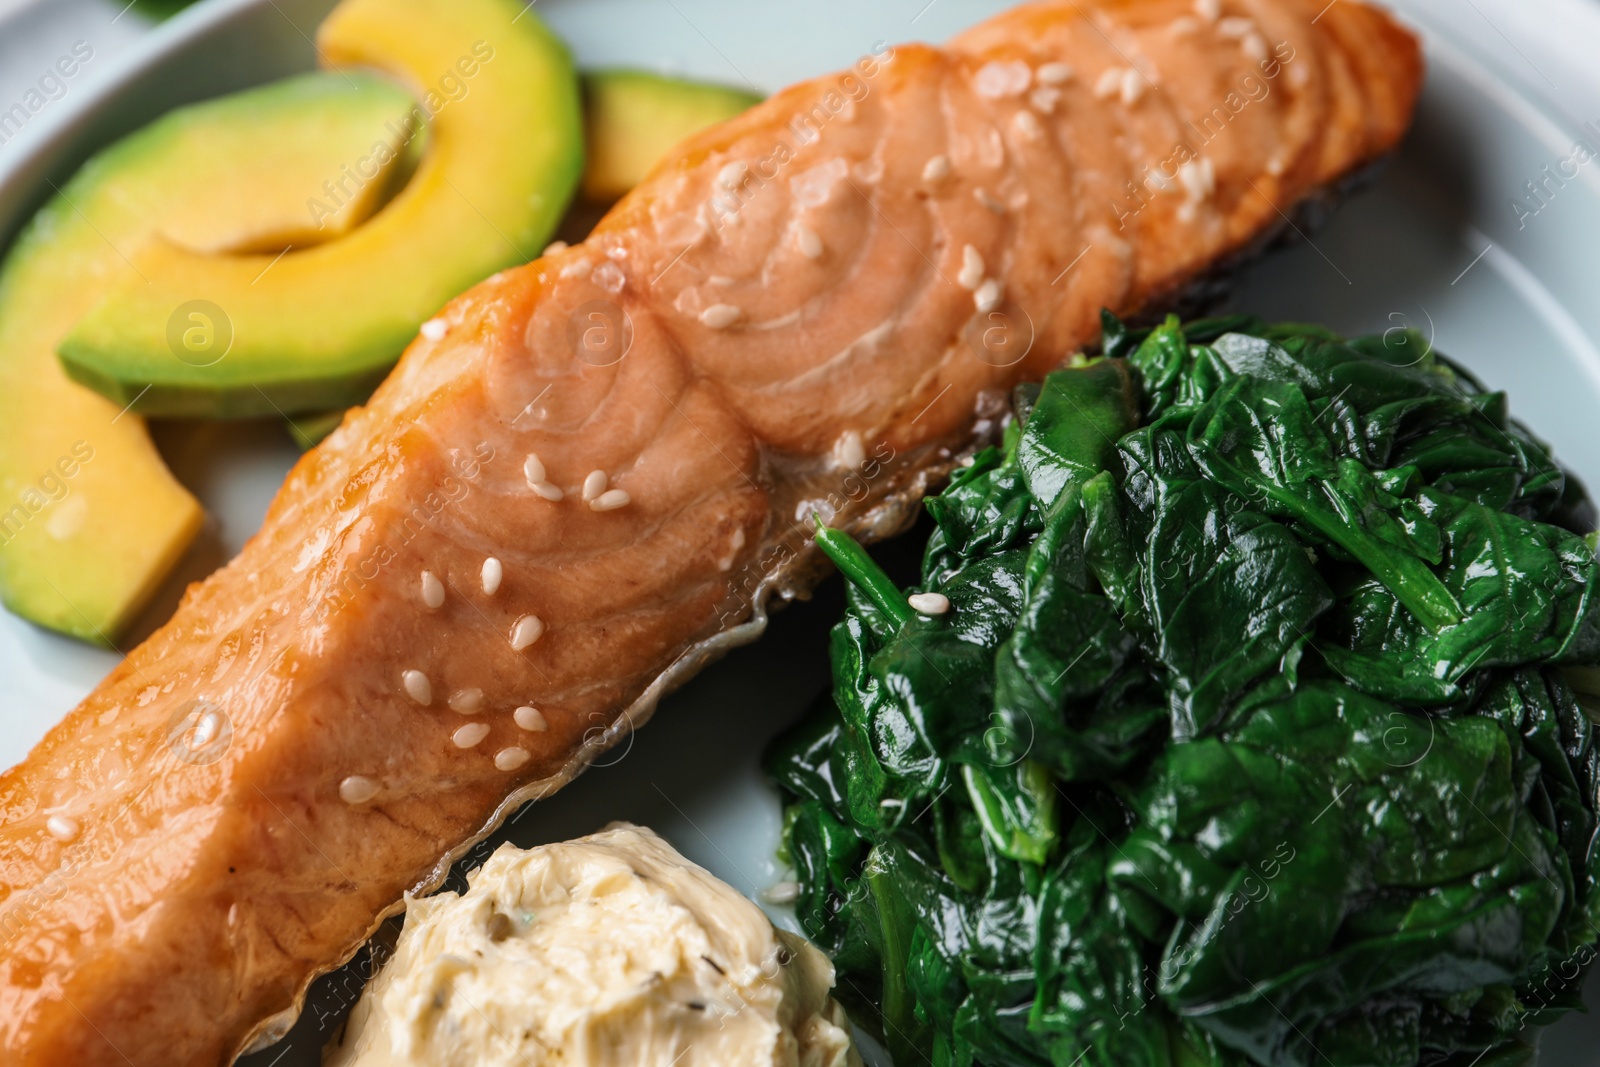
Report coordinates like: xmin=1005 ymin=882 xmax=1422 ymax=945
xmin=2 ymin=0 xmax=1599 ymax=1063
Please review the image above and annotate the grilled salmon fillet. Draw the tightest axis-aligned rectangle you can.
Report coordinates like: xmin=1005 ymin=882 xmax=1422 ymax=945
xmin=0 ymin=1 xmax=1422 ymax=1062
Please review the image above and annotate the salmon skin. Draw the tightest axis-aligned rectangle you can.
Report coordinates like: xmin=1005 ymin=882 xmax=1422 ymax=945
xmin=0 ymin=1 xmax=1422 ymax=1063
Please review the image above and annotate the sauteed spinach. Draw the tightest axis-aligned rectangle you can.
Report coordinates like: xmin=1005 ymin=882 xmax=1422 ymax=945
xmin=768 ymin=314 xmax=1600 ymax=1067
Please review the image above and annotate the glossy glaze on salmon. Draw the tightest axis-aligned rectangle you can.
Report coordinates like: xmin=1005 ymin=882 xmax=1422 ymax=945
xmin=0 ymin=2 xmax=1423 ymax=1063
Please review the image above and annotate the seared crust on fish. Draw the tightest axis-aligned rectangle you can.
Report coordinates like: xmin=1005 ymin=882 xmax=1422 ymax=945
xmin=0 ymin=1 xmax=1421 ymax=1063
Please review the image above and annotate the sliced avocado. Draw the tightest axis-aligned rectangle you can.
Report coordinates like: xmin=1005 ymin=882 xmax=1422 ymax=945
xmin=0 ymin=72 xmax=415 ymax=644
xmin=583 ymin=70 xmax=762 ymax=202
xmin=58 ymin=0 xmax=584 ymax=419
xmin=158 ymin=78 xmax=419 ymax=254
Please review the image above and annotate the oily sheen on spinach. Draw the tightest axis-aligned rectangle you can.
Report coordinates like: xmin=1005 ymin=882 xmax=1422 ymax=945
xmin=767 ymin=315 xmax=1600 ymax=1067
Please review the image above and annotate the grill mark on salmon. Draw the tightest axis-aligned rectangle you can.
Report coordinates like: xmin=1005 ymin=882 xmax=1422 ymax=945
xmin=0 ymin=1 xmax=1422 ymax=1062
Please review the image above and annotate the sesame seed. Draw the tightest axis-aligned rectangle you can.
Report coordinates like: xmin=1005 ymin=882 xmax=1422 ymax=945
xmin=1170 ymin=15 xmax=1201 ymax=35
xmin=510 ymin=615 xmax=545 ymax=651
xmin=46 ymin=815 xmax=78 ymax=842
xmin=481 ymin=558 xmax=503 ymax=595
xmin=1217 ymin=16 xmax=1253 ymax=37
xmin=838 ymin=431 xmax=866 ymax=470
xmin=339 ymin=776 xmax=380 ymax=804
xmin=514 ymin=706 xmax=549 ymax=732
xmin=796 ymin=226 xmax=824 ymax=260
xmin=402 ymin=670 xmax=432 ymax=706
xmin=1013 ymin=110 xmax=1043 ymax=141
xmin=420 ymin=318 xmax=448 ymax=341
xmin=922 ymin=155 xmax=951 ymax=183
xmin=1121 ymin=68 xmax=1147 ymax=106
xmin=1178 ymin=158 xmax=1216 ymax=201
xmin=959 ymin=245 xmax=986 ymax=291
xmin=1176 ymin=163 xmax=1202 ymax=200
xmin=592 ymin=261 xmax=626 ymax=294
xmin=974 ymin=280 xmax=1005 ymax=313
xmin=559 ymin=259 xmax=592 ymax=280
xmin=590 ymin=489 xmax=632 ymax=512
xmin=700 ymin=304 xmax=743 ymax=329
xmin=543 ymin=240 xmax=569 ymax=256
xmin=974 ymin=188 xmax=1006 ymax=214
xmin=452 ymin=723 xmax=490 ymax=749
xmin=448 ymin=688 xmax=484 ymax=714
xmin=1195 ymin=0 xmax=1221 ymax=21
xmin=718 ymin=161 xmax=749 ymax=189
xmin=974 ymin=60 xmax=1032 ymax=99
xmin=523 ymin=453 xmax=546 ymax=486
xmin=1266 ymin=155 xmax=1287 ymax=176
xmin=421 ymin=570 xmax=445 ymax=610
xmin=1094 ymin=68 xmax=1122 ymax=99
xmin=1030 ymin=87 xmax=1061 ymax=114
xmin=531 ymin=481 xmax=564 ymax=502
xmin=495 ymin=747 xmax=531 ymax=771
xmin=1241 ymin=32 xmax=1269 ymax=62
xmin=1036 ymin=61 xmax=1074 ymax=85
xmin=909 ymin=592 xmax=952 ymax=616
xmin=582 ymin=470 xmax=608 ymax=502
xmin=191 ymin=710 xmax=221 ymax=748
xmin=763 ymin=880 xmax=801 ymax=905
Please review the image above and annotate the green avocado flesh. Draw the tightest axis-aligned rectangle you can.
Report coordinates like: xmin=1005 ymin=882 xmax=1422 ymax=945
xmin=582 ymin=69 xmax=761 ymax=202
xmin=57 ymin=0 xmax=584 ymax=419
xmin=772 ymin=314 xmax=1600 ymax=1067
xmin=0 ymin=71 xmax=414 ymax=644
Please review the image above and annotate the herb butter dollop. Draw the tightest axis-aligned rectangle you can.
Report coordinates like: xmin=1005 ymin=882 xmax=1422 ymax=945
xmin=324 ymin=823 xmax=860 ymax=1067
